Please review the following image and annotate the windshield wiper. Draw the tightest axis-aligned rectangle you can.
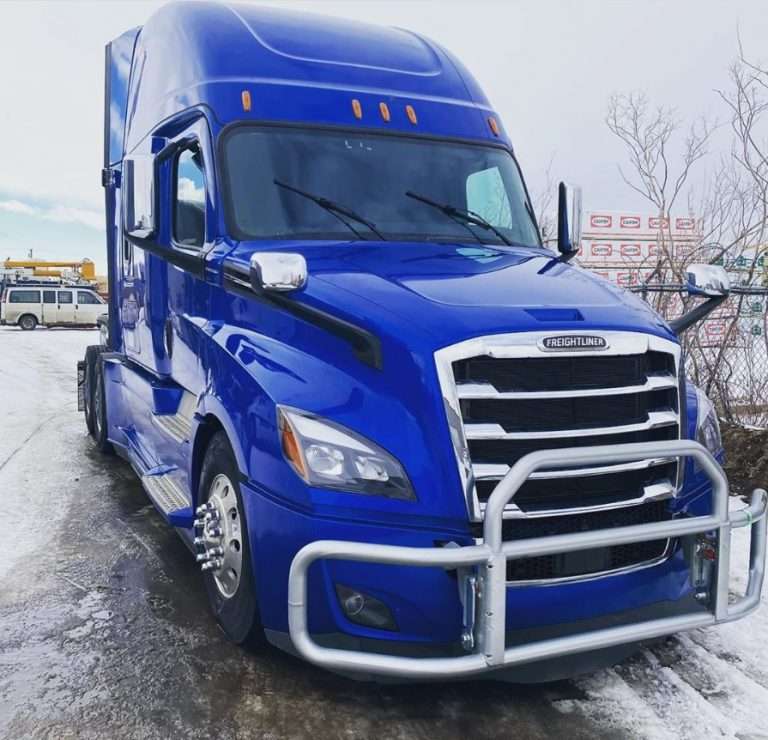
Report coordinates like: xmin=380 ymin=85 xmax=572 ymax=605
xmin=405 ymin=191 xmax=513 ymax=246
xmin=274 ymin=180 xmax=386 ymax=241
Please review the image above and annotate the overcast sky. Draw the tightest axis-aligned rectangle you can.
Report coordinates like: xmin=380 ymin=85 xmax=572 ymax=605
xmin=1 ymin=0 xmax=767 ymax=273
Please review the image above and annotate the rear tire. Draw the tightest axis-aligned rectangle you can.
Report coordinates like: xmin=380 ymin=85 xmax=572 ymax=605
xmin=199 ymin=431 xmax=263 ymax=646
xmin=18 ymin=314 xmax=37 ymax=331
xmin=83 ymin=345 xmax=106 ymax=436
xmin=92 ymin=355 xmax=113 ymax=454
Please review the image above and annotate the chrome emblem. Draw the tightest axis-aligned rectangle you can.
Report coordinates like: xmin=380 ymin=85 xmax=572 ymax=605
xmin=540 ymin=335 xmax=609 ymax=352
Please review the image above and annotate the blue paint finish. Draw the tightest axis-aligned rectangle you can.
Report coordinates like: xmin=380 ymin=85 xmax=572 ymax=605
xmin=97 ymin=2 xmax=718 ymax=665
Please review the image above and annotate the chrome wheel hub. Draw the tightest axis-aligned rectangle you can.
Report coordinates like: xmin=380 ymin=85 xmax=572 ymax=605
xmin=193 ymin=474 xmax=243 ymax=599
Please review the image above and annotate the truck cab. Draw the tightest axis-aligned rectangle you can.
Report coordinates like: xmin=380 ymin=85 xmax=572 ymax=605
xmin=81 ymin=2 xmax=766 ymax=681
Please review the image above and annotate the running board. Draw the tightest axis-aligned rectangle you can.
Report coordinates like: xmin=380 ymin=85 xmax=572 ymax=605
xmin=142 ymin=471 xmax=193 ymax=528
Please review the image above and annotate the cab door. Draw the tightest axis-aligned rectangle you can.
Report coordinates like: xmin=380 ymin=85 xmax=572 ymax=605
xmin=75 ymin=290 xmax=104 ymax=325
xmin=56 ymin=290 xmax=76 ymax=323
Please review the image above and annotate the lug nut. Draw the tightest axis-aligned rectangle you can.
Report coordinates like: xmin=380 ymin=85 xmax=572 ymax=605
xmin=196 ymin=552 xmax=210 ymax=563
xmin=207 ymin=546 xmax=224 ymax=557
xmin=201 ymin=558 xmax=223 ymax=572
xmin=193 ymin=518 xmax=206 ymax=529
xmin=205 ymin=526 xmax=223 ymax=538
xmin=204 ymin=510 xmax=220 ymax=523
xmin=193 ymin=536 xmax=206 ymax=546
xmin=195 ymin=502 xmax=215 ymax=516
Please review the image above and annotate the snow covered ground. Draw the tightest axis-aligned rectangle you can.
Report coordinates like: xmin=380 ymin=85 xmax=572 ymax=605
xmin=1 ymin=325 xmax=767 ymax=739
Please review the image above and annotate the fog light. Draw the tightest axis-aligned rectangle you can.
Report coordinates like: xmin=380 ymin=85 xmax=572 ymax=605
xmin=335 ymin=584 xmax=398 ymax=631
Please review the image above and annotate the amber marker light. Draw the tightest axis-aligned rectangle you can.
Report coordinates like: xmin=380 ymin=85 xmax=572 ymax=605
xmin=379 ymin=102 xmax=391 ymax=122
xmin=488 ymin=116 xmax=500 ymax=136
xmin=405 ymin=105 xmax=417 ymax=124
xmin=280 ymin=413 xmax=307 ymax=479
xmin=352 ymin=99 xmax=363 ymax=119
xmin=241 ymin=90 xmax=252 ymax=112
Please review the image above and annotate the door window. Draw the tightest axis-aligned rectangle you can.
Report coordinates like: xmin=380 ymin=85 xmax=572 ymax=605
xmin=9 ymin=290 xmax=40 ymax=303
xmin=43 ymin=290 xmax=56 ymax=304
xmin=77 ymin=291 xmax=101 ymax=305
xmin=174 ymin=147 xmax=206 ymax=248
xmin=57 ymin=291 xmax=73 ymax=304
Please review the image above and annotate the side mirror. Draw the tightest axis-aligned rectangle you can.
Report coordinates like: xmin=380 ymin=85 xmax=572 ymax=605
xmin=557 ymin=182 xmax=582 ymax=259
xmin=250 ymin=253 xmax=307 ymax=293
xmin=123 ymin=154 xmax=156 ymax=239
xmin=685 ymin=264 xmax=730 ymax=297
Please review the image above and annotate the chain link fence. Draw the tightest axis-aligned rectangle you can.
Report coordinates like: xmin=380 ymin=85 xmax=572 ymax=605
xmin=631 ymin=284 xmax=768 ymax=428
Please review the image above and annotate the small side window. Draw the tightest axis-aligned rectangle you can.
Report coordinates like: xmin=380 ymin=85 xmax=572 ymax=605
xmin=58 ymin=291 xmax=73 ymax=304
xmin=43 ymin=290 xmax=56 ymax=304
xmin=174 ymin=147 xmax=206 ymax=248
xmin=77 ymin=291 xmax=101 ymax=305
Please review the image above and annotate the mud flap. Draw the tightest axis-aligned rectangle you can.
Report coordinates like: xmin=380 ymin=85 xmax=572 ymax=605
xmin=77 ymin=360 xmax=86 ymax=411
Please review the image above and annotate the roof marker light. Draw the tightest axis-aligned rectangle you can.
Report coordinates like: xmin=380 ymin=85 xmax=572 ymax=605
xmin=405 ymin=105 xmax=418 ymax=125
xmin=488 ymin=116 xmax=500 ymax=136
xmin=379 ymin=102 xmax=391 ymax=122
xmin=352 ymin=99 xmax=363 ymax=119
xmin=241 ymin=90 xmax=252 ymax=112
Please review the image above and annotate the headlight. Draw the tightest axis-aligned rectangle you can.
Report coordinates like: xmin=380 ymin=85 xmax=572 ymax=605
xmin=277 ymin=406 xmax=416 ymax=500
xmin=695 ymin=387 xmax=722 ymax=454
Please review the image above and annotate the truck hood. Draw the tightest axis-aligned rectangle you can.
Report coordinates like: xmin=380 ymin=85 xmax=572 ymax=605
xmin=228 ymin=240 xmax=675 ymax=351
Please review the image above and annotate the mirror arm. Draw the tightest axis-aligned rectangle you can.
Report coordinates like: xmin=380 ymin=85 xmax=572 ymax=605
xmin=669 ymin=294 xmax=728 ymax=336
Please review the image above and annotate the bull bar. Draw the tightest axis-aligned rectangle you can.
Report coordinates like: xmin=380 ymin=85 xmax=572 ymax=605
xmin=287 ymin=440 xmax=768 ymax=679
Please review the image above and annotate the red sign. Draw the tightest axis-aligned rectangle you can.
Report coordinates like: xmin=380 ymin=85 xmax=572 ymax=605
xmin=649 ymin=216 xmax=669 ymax=229
xmin=620 ymin=215 xmax=641 ymax=228
xmin=620 ymin=243 xmax=641 ymax=257
xmin=676 ymin=217 xmax=696 ymax=230
xmin=590 ymin=214 xmax=612 ymax=228
xmin=591 ymin=243 xmax=613 ymax=257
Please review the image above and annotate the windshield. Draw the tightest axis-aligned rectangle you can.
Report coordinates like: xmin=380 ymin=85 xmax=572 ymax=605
xmin=222 ymin=127 xmax=541 ymax=247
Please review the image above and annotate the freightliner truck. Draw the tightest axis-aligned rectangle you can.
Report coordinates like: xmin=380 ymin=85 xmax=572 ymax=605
xmin=80 ymin=2 xmax=767 ymax=681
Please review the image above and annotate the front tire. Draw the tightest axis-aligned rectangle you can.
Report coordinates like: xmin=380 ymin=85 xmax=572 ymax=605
xmin=199 ymin=431 xmax=262 ymax=645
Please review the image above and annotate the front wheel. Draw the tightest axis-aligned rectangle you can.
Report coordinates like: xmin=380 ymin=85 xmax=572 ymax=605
xmin=198 ymin=431 xmax=262 ymax=645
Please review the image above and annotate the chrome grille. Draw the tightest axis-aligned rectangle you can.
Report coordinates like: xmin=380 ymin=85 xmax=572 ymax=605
xmin=435 ymin=331 xmax=682 ymax=527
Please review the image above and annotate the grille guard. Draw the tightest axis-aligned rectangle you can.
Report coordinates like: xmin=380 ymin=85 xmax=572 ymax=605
xmin=287 ymin=440 xmax=767 ymax=679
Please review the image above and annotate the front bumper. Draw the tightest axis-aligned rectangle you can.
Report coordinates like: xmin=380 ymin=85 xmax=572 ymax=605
xmin=288 ymin=440 xmax=767 ymax=679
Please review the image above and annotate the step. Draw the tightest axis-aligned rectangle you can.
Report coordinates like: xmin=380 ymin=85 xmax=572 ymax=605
xmin=142 ymin=472 xmax=193 ymax=528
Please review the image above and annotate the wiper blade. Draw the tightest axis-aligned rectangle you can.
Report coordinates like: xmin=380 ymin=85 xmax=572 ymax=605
xmin=274 ymin=180 xmax=386 ymax=241
xmin=405 ymin=191 xmax=513 ymax=246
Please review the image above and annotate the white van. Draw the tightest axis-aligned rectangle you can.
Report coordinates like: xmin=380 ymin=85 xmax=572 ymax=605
xmin=0 ymin=286 xmax=106 ymax=330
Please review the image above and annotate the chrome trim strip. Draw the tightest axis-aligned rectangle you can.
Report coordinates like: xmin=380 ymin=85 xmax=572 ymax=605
xmin=504 ymin=540 xmax=674 ymax=587
xmin=478 ymin=480 xmax=676 ymax=520
xmin=473 ymin=457 xmax=676 ymax=481
xmin=456 ymin=373 xmax=677 ymax=400
xmin=464 ymin=410 xmax=679 ymax=441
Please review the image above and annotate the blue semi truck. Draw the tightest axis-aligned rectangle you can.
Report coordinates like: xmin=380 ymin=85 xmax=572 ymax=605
xmin=79 ymin=2 xmax=767 ymax=681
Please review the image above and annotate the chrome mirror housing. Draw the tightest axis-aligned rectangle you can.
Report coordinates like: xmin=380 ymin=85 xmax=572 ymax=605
xmin=250 ymin=253 xmax=308 ymax=292
xmin=557 ymin=181 xmax=582 ymax=258
xmin=685 ymin=264 xmax=730 ymax=297
xmin=123 ymin=154 xmax=156 ymax=238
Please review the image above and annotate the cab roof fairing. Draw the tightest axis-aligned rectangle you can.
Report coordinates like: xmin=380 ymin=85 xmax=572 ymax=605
xmin=119 ymin=1 xmax=510 ymax=157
